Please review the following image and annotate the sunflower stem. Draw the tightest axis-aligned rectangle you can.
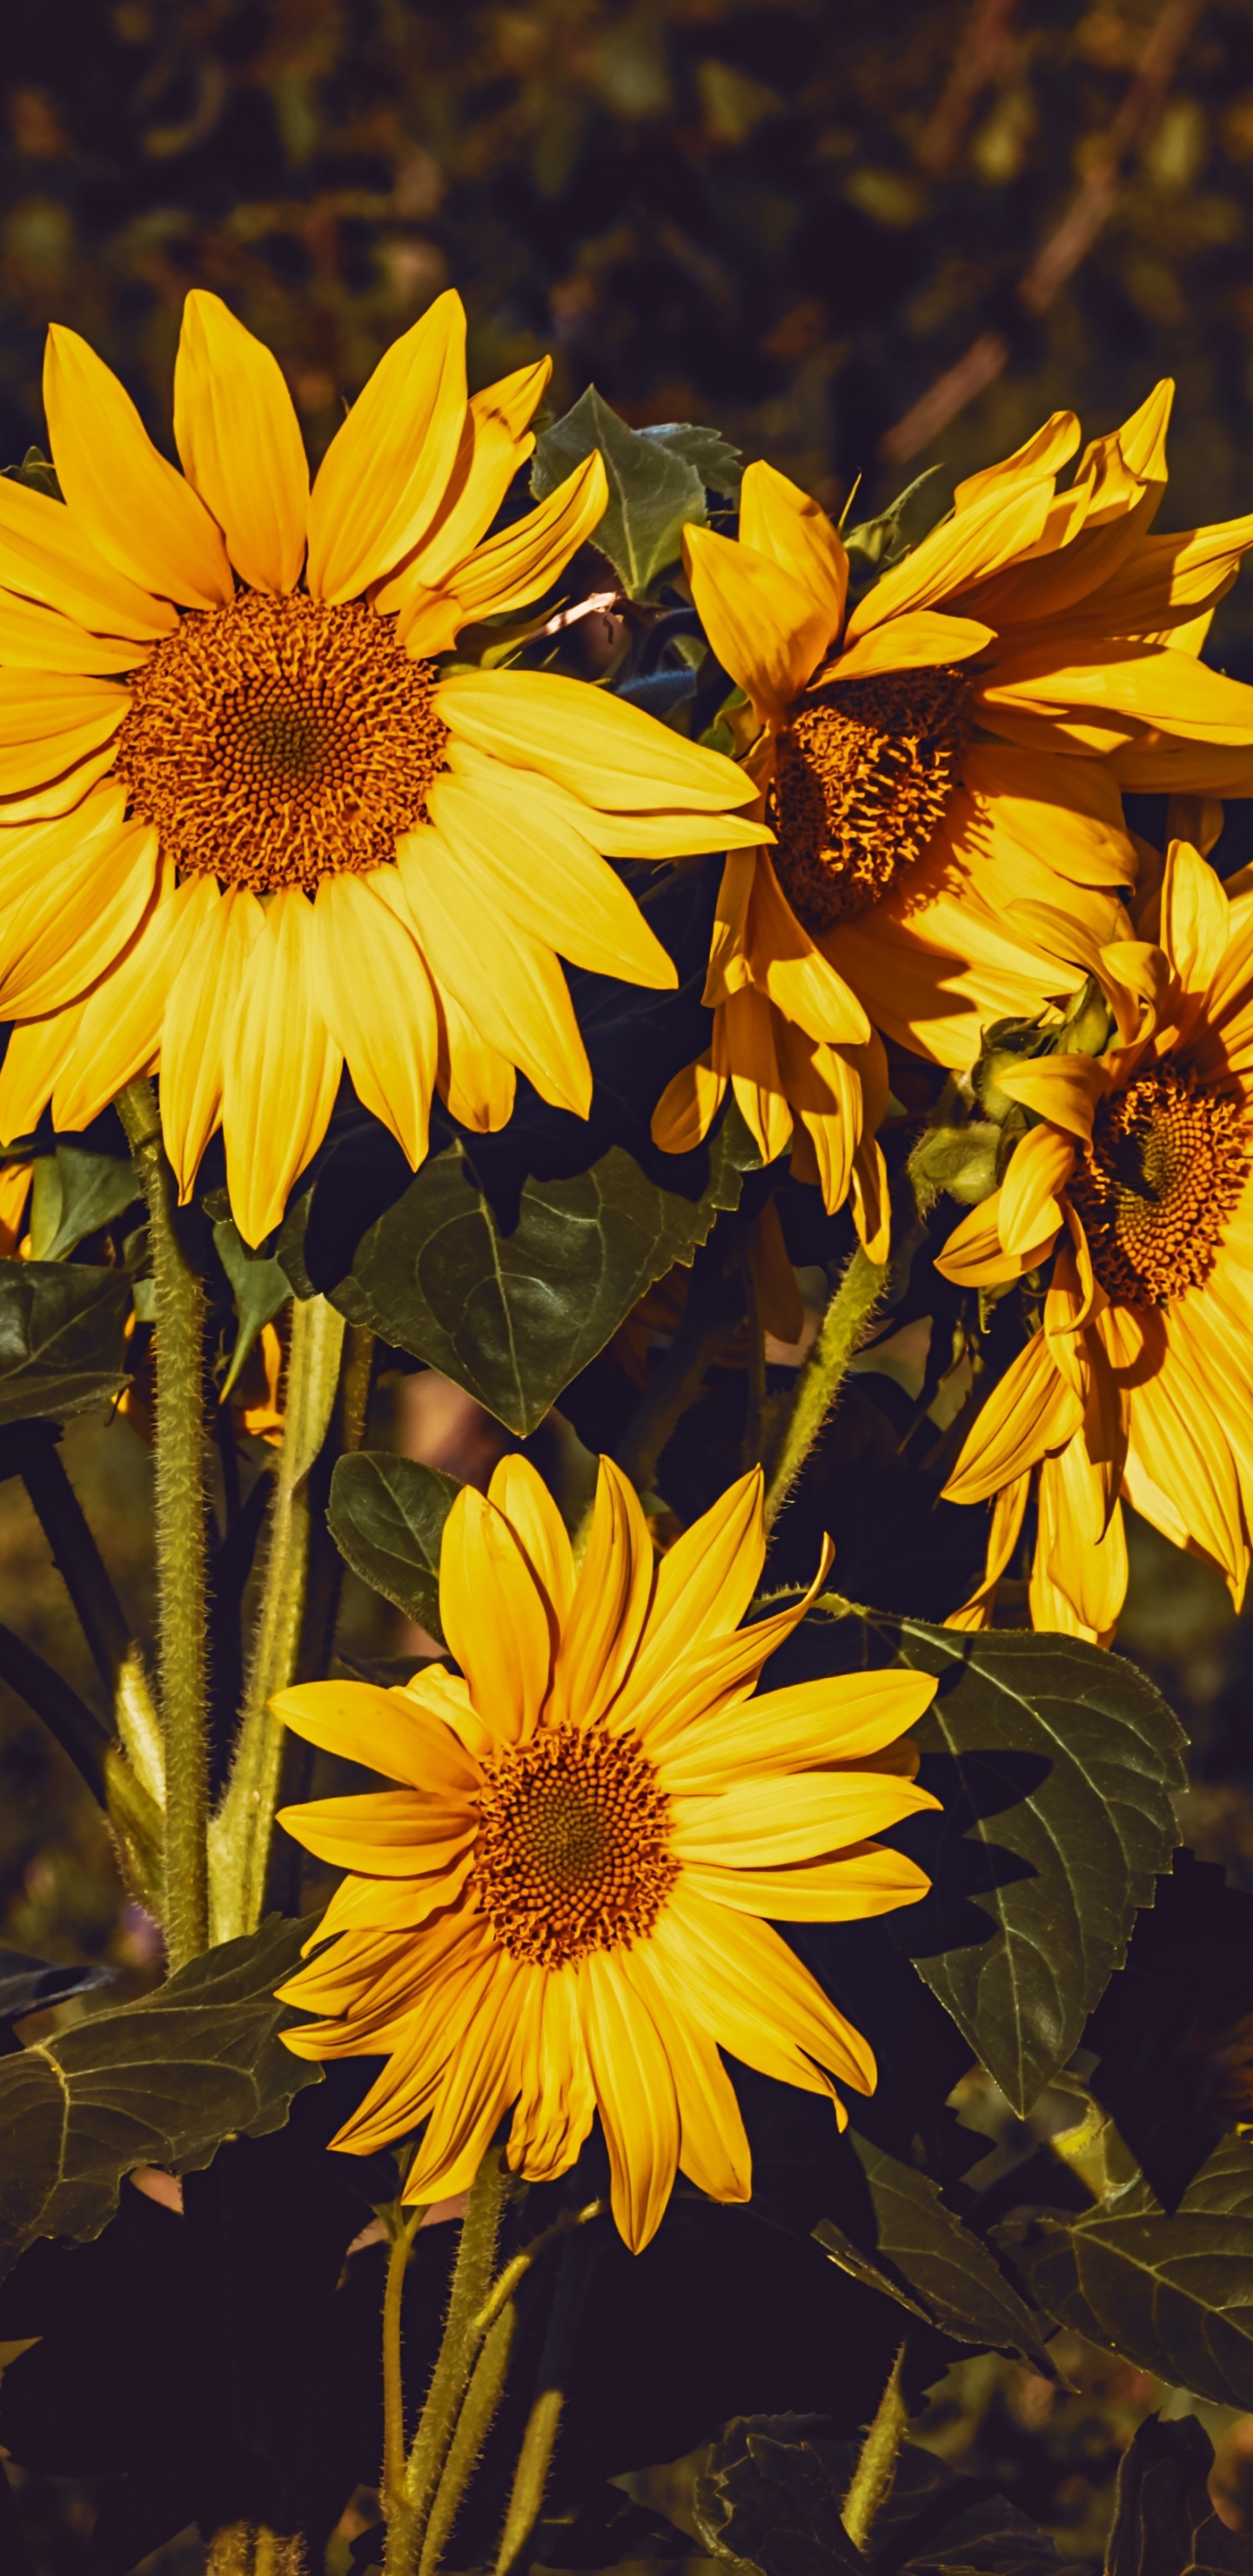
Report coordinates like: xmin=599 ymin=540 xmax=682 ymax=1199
xmin=493 ymin=2220 xmax=601 ymax=2576
xmin=763 ymin=1246 xmax=888 ymax=1533
xmin=116 ymin=1079 xmax=211 ymax=1973
xmin=418 ymin=2301 xmax=518 ymax=2576
xmin=209 ymin=1293 xmax=345 ymax=1942
xmin=841 ymin=2341 xmax=908 ymax=2555
xmin=382 ymin=2199 xmax=428 ymax=2527
xmin=399 ymin=2150 xmax=518 ymax=2569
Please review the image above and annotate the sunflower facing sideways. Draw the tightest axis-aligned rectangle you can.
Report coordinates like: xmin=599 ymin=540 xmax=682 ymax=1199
xmin=272 ymin=1454 xmax=938 ymax=2251
xmin=937 ymin=836 xmax=1253 ymax=1645
xmin=0 ymin=291 xmax=764 ymax=1243
xmin=653 ymin=384 xmax=1253 ymax=1232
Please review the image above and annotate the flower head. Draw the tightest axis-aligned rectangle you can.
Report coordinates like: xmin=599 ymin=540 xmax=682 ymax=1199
xmin=654 ymin=388 xmax=1253 ymax=1237
xmin=274 ymin=1455 xmax=937 ymax=2251
xmin=0 ymin=292 xmax=762 ymax=1241
xmin=939 ymin=836 xmax=1253 ymax=1641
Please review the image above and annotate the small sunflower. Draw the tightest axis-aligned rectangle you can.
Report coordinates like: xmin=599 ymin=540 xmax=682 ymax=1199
xmin=0 ymin=291 xmax=762 ymax=1241
xmin=654 ymin=386 xmax=1253 ymax=1225
xmin=938 ymin=837 xmax=1253 ymax=1643
xmin=273 ymin=1454 xmax=937 ymax=2251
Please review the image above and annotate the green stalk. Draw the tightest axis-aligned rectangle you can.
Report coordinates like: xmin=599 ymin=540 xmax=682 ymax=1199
xmin=209 ymin=1293 xmax=345 ymax=1942
xmin=117 ymin=1079 xmax=210 ymax=1972
xmin=392 ymin=2152 xmax=516 ymax=2574
xmin=764 ymin=1246 xmax=888 ymax=1533
xmin=382 ymin=2202 xmax=429 ymax=2523
xmin=493 ymin=2221 xmax=601 ymax=2576
xmin=419 ymin=2302 xmax=518 ymax=2576
xmin=841 ymin=2343 xmax=908 ymax=2555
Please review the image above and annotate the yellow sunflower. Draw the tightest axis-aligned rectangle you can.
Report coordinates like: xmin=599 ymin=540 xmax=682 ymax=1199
xmin=0 ymin=291 xmax=763 ymax=1242
xmin=273 ymin=1453 xmax=937 ymax=2251
xmin=938 ymin=836 xmax=1253 ymax=1643
xmin=654 ymin=386 xmax=1253 ymax=1229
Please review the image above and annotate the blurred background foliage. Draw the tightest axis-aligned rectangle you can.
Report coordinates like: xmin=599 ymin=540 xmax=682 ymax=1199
xmin=4 ymin=1 xmax=1253 ymax=2563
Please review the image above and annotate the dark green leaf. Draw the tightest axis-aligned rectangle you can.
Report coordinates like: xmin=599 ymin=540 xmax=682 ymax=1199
xmin=327 ymin=1452 xmax=459 ymax=1644
xmin=0 ymin=1259 xmax=130 ymax=1426
xmin=693 ymin=2423 xmax=1065 ymax=2576
xmin=0 ymin=1950 xmax=111 ymax=2036
xmin=213 ymin=1218 xmax=291 ymax=1399
xmin=844 ymin=466 xmax=944 ymax=575
xmin=28 ymin=1149 xmax=137 ymax=1263
xmin=767 ymin=1607 xmax=1187 ymax=2113
xmin=0 ymin=1916 xmax=321 ymax=2281
xmin=814 ymin=2132 xmax=1056 ymax=2374
xmin=531 ymin=386 xmax=706 ymax=597
xmin=1000 ymin=2132 xmax=1253 ymax=2411
xmin=1104 ymin=2415 xmax=1253 ymax=2576
xmin=639 ymin=420 xmax=742 ymax=497
xmin=3 ymin=445 xmax=61 ymax=502
xmin=327 ymin=1114 xmax=757 ymax=1435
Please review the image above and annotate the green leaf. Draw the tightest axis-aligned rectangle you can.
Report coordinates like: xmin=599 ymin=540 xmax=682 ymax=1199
xmin=844 ymin=465 xmax=944 ymax=575
xmin=1000 ymin=2131 xmax=1253 ymax=2411
xmin=213 ymin=1218 xmax=291 ymax=1399
xmin=692 ymin=2423 xmax=1065 ymax=2576
xmin=1104 ymin=2415 xmax=1252 ymax=2576
xmin=3 ymin=445 xmax=61 ymax=502
xmin=767 ymin=1606 xmax=1187 ymax=2113
xmin=0 ymin=1259 xmax=131 ymax=1427
xmin=814 ymin=2132 xmax=1057 ymax=2374
xmin=531 ymin=386 xmax=707 ymax=598
xmin=326 ymin=1113 xmax=758 ymax=1435
xmin=28 ymin=1148 xmax=138 ymax=1263
xmin=327 ymin=1452 xmax=459 ymax=1644
xmin=639 ymin=420 xmax=742 ymax=497
xmin=0 ymin=1916 xmax=322 ymax=2282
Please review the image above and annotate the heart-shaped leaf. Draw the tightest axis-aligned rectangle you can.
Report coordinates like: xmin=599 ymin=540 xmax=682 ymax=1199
xmin=327 ymin=1452 xmax=459 ymax=1643
xmin=213 ymin=1217 xmax=291 ymax=1399
xmin=28 ymin=1148 xmax=138 ymax=1263
xmin=0 ymin=1916 xmax=320 ymax=2281
xmin=0 ymin=1259 xmax=130 ymax=1427
xmin=532 ymin=386 xmax=721 ymax=598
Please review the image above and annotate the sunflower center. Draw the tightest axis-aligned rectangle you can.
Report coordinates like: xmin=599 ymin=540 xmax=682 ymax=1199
xmin=114 ymin=589 xmax=449 ymax=894
xmin=1069 ymin=1062 xmax=1249 ymax=1305
xmin=770 ymin=665 xmax=973 ymax=933
xmin=474 ymin=1721 xmax=680 ymax=1969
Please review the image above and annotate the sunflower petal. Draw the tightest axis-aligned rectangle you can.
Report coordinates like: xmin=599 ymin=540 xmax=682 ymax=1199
xmin=945 ymin=1327 xmax=1082 ymax=1504
xmin=397 ymin=826 xmax=592 ymax=1116
xmin=0 ymin=473 xmax=175 ymax=641
xmin=656 ymin=1667 xmax=936 ymax=1792
xmin=683 ymin=520 xmax=832 ymax=724
xmin=578 ymin=1949 xmax=680 ymax=2251
xmin=682 ymin=1846 xmax=930 ymax=1920
xmin=311 ymin=874 xmax=438 ymax=1167
xmin=651 ymin=1887 xmax=874 ymax=2102
xmin=160 ymin=882 xmax=265 ymax=1200
xmin=220 ymin=886 xmax=344 ymax=1246
xmin=427 ymin=760 xmax=675 ymax=988
xmin=487 ymin=1455 xmax=575 ymax=1632
xmin=440 ymin=453 xmax=608 ymax=625
xmin=44 ymin=324 xmax=232 ymax=609
xmin=439 ymin=1485 xmax=554 ymax=1748
xmin=51 ymin=868 xmax=198 ymax=1130
xmin=306 ymin=291 xmax=468 ymax=601
xmin=507 ymin=1965 xmax=596 ymax=2183
xmin=552 ymin=1458 xmax=654 ymax=1729
xmin=738 ymin=460 xmax=848 ymax=633
xmin=438 ymin=667 xmax=758 ymax=814
xmin=271 ymin=1676 xmax=479 ymax=1794
xmin=620 ymin=1939 xmax=753 ymax=2204
xmin=173 ymin=290 xmax=309 ymax=593
xmin=669 ymin=1769 xmax=938 ymax=1865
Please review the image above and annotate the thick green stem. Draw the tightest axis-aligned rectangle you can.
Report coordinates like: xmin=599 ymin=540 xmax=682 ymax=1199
xmin=117 ymin=1079 xmax=210 ymax=1971
xmin=419 ymin=2303 xmax=518 ymax=2576
xmin=764 ymin=1247 xmax=888 ymax=1533
xmin=393 ymin=2151 xmax=516 ymax=2573
xmin=493 ymin=2221 xmax=601 ymax=2576
xmin=841 ymin=2342 xmax=908 ymax=2555
xmin=209 ymin=1293 xmax=345 ymax=1942
xmin=382 ymin=2202 xmax=428 ymax=2523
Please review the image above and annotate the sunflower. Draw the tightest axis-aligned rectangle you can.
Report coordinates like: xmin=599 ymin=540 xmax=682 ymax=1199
xmin=273 ymin=1453 xmax=937 ymax=2251
xmin=0 ymin=292 xmax=763 ymax=1242
xmin=653 ymin=386 xmax=1253 ymax=1226
xmin=937 ymin=836 xmax=1253 ymax=1643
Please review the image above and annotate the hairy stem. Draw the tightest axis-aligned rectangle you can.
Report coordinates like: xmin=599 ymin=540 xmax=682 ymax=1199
xmin=494 ymin=2221 xmax=601 ymax=2576
xmin=209 ymin=1294 xmax=345 ymax=1942
xmin=764 ymin=1247 xmax=888 ymax=1533
xmin=396 ymin=2152 xmax=516 ymax=2572
xmin=419 ymin=2302 xmax=518 ymax=2576
xmin=841 ymin=2343 xmax=908 ymax=2555
xmin=117 ymin=1078 xmax=211 ymax=1971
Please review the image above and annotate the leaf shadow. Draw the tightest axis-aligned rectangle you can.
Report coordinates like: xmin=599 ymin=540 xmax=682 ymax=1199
xmin=885 ymin=1747 xmax=1051 ymax=1963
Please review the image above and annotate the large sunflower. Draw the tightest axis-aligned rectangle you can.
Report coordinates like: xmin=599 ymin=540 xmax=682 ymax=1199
xmin=0 ymin=291 xmax=762 ymax=1242
xmin=938 ymin=837 xmax=1253 ymax=1643
xmin=654 ymin=386 xmax=1253 ymax=1218
xmin=273 ymin=1454 xmax=936 ymax=2251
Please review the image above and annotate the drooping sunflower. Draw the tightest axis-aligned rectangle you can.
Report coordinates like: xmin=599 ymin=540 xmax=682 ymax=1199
xmin=654 ymin=386 xmax=1253 ymax=1224
xmin=0 ymin=292 xmax=763 ymax=1242
xmin=273 ymin=1453 xmax=937 ymax=2251
xmin=937 ymin=837 xmax=1253 ymax=1644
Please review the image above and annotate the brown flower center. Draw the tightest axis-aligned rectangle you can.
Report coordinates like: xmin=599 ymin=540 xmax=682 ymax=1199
xmin=770 ymin=664 xmax=973 ymax=934
xmin=1069 ymin=1061 xmax=1249 ymax=1305
xmin=115 ymin=590 xmax=449 ymax=894
xmin=474 ymin=1721 xmax=679 ymax=1969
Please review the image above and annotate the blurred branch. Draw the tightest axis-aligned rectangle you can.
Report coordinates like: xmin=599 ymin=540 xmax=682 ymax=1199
xmin=883 ymin=0 xmax=1209 ymax=465
xmin=916 ymin=0 xmax=1018 ymax=176
xmin=0 ymin=1620 xmax=112 ymax=1804
xmin=0 ymin=1424 xmax=131 ymax=1697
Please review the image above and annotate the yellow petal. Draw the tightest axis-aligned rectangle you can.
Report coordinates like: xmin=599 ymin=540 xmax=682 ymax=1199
xmin=390 ymin=357 xmax=552 ymax=597
xmin=427 ymin=760 xmax=674 ymax=989
xmin=487 ymin=1455 xmax=575 ymax=1633
xmin=438 ymin=667 xmax=756 ymax=814
xmin=0 ymin=671 xmax=128 ymax=796
xmin=998 ymin=1122 xmax=1075 ymax=1258
xmin=0 ymin=1003 xmax=84 ymax=1142
xmin=552 ymin=1457 xmax=654 ymax=1729
xmin=657 ymin=1667 xmax=936 ymax=1793
xmin=669 ymin=1769 xmax=937 ymax=1866
xmin=953 ymin=410 xmax=1079 ymax=512
xmin=438 ymin=453 xmax=608 ymax=627
xmin=821 ymin=607 xmax=995 ymax=684
xmin=507 ymin=1963 xmax=595 ymax=2183
xmin=1159 ymin=835 xmax=1230 ymax=997
xmin=682 ymin=1846 xmax=930 ymax=1921
xmin=619 ymin=1939 xmax=753 ymax=2204
xmin=844 ymin=473 xmax=1055 ymax=643
xmin=221 ymin=886 xmax=344 ymax=1245
xmin=935 ymin=1194 xmax=1045 ymax=1288
xmin=402 ymin=1955 xmax=533 ymax=2197
xmin=947 ymin=1469 xmax=1032 ymax=1631
xmin=306 ymin=291 xmax=468 ymax=601
xmin=273 ymin=1675 xmax=479 ymax=1794
xmin=160 ymin=882 xmax=265 ymax=1201
xmin=738 ymin=460 xmax=848 ymax=632
xmin=652 ymin=1888 xmax=874 ymax=2103
xmin=0 ymin=812 xmax=157 ymax=1022
xmin=650 ymin=1051 xmax=724 ymax=1155
xmin=628 ymin=1466 xmax=765 ymax=1701
xmin=276 ymin=1787 xmax=475 ymax=1875
xmin=735 ymin=851 xmax=870 ymax=1044
xmin=439 ymin=1485 xmax=553 ymax=1748
xmin=0 ymin=473 xmax=175 ymax=641
xmin=435 ymin=978 xmax=517 ymax=1133
xmin=52 ymin=867 xmax=192 ymax=1130
xmin=623 ymin=1538 xmax=834 ymax=1754
xmin=173 ymin=290 xmax=309 ymax=593
xmin=397 ymin=826 xmax=592 ymax=1117
xmin=995 ymin=1054 xmax=1109 ymax=1141
xmin=0 ymin=589 xmax=147 ymax=676
xmin=44 ymin=323 xmax=232 ymax=610
xmin=945 ymin=1328 xmax=1082 ymax=1505
xmin=984 ymin=642 xmax=1253 ymax=745
xmin=578 ymin=1949 xmax=680 ymax=2251
xmin=0 ymin=742 xmax=122 ymax=824
xmin=0 ymin=1161 xmax=31 ymax=1252
xmin=683 ymin=520 xmax=830 ymax=724
xmin=712 ymin=985 xmax=795 ymax=1166
xmin=312 ymin=874 xmax=438 ymax=1168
